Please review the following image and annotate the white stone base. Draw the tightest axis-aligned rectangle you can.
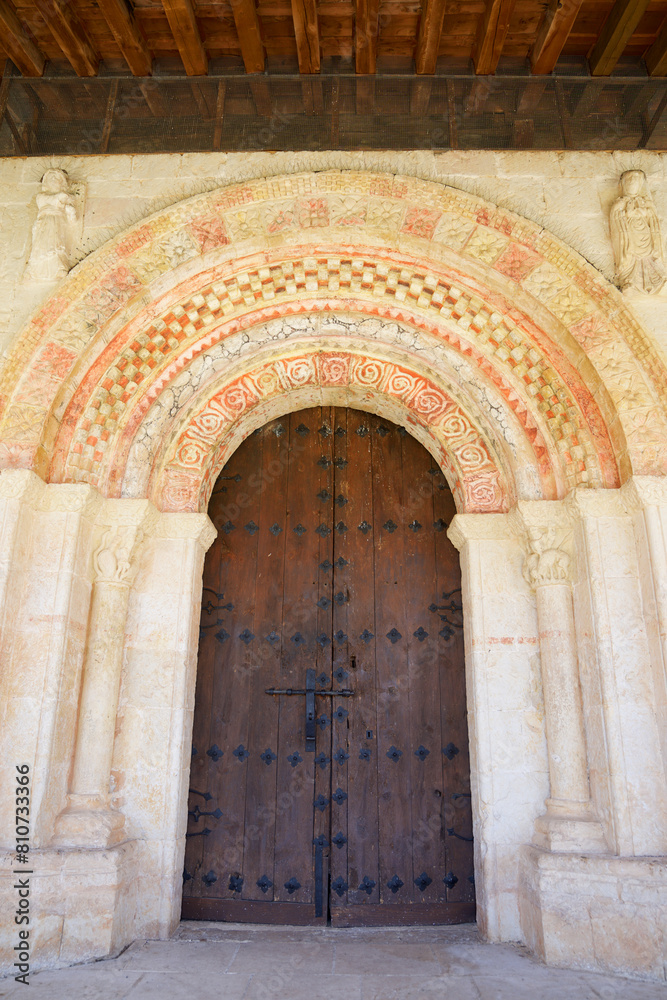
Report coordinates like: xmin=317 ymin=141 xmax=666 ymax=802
xmin=519 ymin=846 xmax=667 ymax=981
xmin=0 ymin=842 xmax=145 ymax=973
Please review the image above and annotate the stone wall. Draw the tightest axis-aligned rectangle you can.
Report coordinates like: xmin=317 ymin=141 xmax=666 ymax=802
xmin=2 ymin=151 xmax=667 ymax=363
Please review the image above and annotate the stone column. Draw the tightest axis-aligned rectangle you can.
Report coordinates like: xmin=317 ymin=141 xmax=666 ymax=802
xmin=53 ymin=504 xmax=152 ymax=848
xmin=518 ymin=503 xmax=606 ymax=852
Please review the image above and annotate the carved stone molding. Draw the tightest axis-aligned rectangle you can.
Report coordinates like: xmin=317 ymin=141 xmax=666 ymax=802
xmin=621 ymin=476 xmax=667 ymax=510
xmin=447 ymin=512 xmax=517 ymax=550
xmin=152 ymin=512 xmax=217 ymax=550
xmin=0 ymin=469 xmax=45 ymax=503
xmin=566 ymin=487 xmax=629 ymax=519
xmin=0 ymin=469 xmax=102 ymax=517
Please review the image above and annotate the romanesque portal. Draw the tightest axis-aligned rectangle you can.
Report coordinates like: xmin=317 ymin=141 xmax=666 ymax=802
xmin=0 ymin=167 xmax=665 ymax=981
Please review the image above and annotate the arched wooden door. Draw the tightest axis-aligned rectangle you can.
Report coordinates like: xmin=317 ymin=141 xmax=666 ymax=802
xmin=183 ymin=408 xmax=475 ymax=926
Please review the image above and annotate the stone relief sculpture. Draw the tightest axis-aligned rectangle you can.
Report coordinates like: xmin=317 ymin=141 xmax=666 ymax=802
xmin=25 ymin=168 xmax=79 ymax=282
xmin=610 ymin=169 xmax=666 ymax=295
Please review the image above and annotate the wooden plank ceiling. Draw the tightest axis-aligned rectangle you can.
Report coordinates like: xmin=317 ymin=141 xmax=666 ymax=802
xmin=2 ymin=0 xmax=667 ymax=79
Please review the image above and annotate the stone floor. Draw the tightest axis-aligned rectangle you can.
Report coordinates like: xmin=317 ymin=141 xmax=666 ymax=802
xmin=1 ymin=923 xmax=666 ymax=999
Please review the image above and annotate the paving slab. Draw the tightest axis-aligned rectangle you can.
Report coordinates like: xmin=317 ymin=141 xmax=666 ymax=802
xmin=0 ymin=922 xmax=665 ymax=1000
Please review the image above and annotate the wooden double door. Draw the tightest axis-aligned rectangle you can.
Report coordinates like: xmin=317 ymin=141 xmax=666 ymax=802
xmin=182 ymin=407 xmax=475 ymax=925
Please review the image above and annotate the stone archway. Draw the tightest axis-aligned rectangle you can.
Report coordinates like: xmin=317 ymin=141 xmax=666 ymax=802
xmin=0 ymin=171 xmax=665 ymax=980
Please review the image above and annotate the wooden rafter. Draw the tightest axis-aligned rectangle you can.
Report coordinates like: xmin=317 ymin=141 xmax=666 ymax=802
xmin=161 ymin=0 xmax=208 ymax=75
xmin=415 ymin=0 xmax=447 ymax=75
xmin=291 ymin=0 xmax=320 ymax=74
xmin=229 ymin=0 xmax=265 ymax=73
xmin=589 ymin=0 xmax=651 ymax=77
xmin=645 ymin=17 xmax=667 ymax=76
xmin=531 ymin=0 xmax=585 ymax=75
xmin=0 ymin=0 xmax=45 ymax=76
xmin=97 ymin=0 xmax=152 ymax=77
xmin=33 ymin=0 xmax=99 ymax=76
xmin=355 ymin=0 xmax=379 ymax=74
xmin=472 ymin=0 xmax=517 ymax=76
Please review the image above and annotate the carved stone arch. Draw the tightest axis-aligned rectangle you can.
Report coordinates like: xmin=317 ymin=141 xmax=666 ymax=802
xmin=117 ymin=314 xmax=553 ymax=514
xmin=1 ymin=171 xmax=665 ymax=499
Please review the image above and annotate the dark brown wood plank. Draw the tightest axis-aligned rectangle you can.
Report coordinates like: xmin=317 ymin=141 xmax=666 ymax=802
xmin=530 ymin=0 xmax=585 ymax=73
xmin=641 ymin=85 xmax=667 ymax=146
xmin=588 ymin=0 xmax=652 ymax=75
xmin=230 ymin=0 xmax=266 ymax=71
xmin=182 ymin=896 xmax=324 ymax=922
xmin=372 ymin=417 xmax=414 ymax=909
xmin=645 ymin=14 xmax=667 ymax=74
xmin=97 ymin=0 xmax=152 ymax=75
xmin=415 ymin=0 xmax=447 ymax=74
xmin=402 ymin=433 xmax=446 ymax=908
xmin=210 ymin=436 xmax=262 ymax=905
xmin=331 ymin=409 xmax=380 ymax=913
xmin=516 ymin=78 xmax=546 ymax=114
xmin=471 ymin=0 xmax=517 ymax=74
xmin=100 ymin=77 xmax=117 ymax=152
xmin=33 ymin=0 xmax=99 ymax=75
xmin=331 ymin=899 xmax=476 ymax=925
xmin=291 ymin=0 xmax=320 ymax=71
xmin=213 ymin=80 xmax=226 ymax=148
xmin=432 ymin=474 xmax=474 ymax=907
xmin=183 ymin=483 xmax=234 ymax=898
xmin=161 ymin=0 xmax=208 ymax=74
xmin=410 ymin=77 xmax=432 ymax=114
xmin=355 ymin=0 xmax=379 ymax=72
xmin=355 ymin=74 xmax=375 ymax=113
xmin=241 ymin=422 xmax=287 ymax=904
xmin=139 ymin=79 xmax=169 ymax=116
xmin=250 ymin=76 xmax=272 ymax=114
xmin=271 ymin=409 xmax=331 ymax=917
xmin=313 ymin=407 xmax=335 ymax=917
xmin=0 ymin=0 xmax=45 ymax=75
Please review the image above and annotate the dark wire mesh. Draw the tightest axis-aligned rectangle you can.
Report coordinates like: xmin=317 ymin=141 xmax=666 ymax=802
xmin=1 ymin=74 xmax=666 ymax=155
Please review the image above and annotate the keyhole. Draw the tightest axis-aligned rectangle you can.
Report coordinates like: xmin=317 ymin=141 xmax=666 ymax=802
xmin=351 ymin=655 xmax=357 ymax=670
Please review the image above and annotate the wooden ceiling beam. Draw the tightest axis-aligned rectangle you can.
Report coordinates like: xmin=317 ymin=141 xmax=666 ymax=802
xmin=291 ymin=0 xmax=320 ymax=73
xmin=531 ymin=0 xmax=585 ymax=75
xmin=33 ymin=0 xmax=99 ymax=76
xmin=0 ymin=0 xmax=46 ymax=76
xmin=355 ymin=0 xmax=379 ymax=74
xmin=97 ymin=0 xmax=152 ymax=76
xmin=230 ymin=0 xmax=265 ymax=73
xmin=645 ymin=17 xmax=667 ymax=76
xmin=588 ymin=0 xmax=651 ymax=76
xmin=472 ymin=0 xmax=516 ymax=76
xmin=161 ymin=0 xmax=208 ymax=75
xmin=415 ymin=0 xmax=446 ymax=75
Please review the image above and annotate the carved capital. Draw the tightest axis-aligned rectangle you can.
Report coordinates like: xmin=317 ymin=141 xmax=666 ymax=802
xmin=92 ymin=524 xmax=143 ymax=586
xmin=515 ymin=501 xmax=574 ymax=589
xmin=523 ymin=530 xmax=572 ymax=589
xmin=0 ymin=469 xmax=46 ymax=504
xmin=566 ymin=487 xmax=628 ymax=519
xmin=621 ymin=476 xmax=667 ymax=510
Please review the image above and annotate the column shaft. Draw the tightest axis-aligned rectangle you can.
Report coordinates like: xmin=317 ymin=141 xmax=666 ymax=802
xmin=535 ymin=582 xmax=590 ymax=809
xmin=70 ymin=581 xmax=131 ymax=800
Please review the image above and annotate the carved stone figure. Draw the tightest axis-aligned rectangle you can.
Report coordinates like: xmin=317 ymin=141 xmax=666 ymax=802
xmin=25 ymin=168 xmax=78 ymax=282
xmin=610 ymin=169 xmax=666 ymax=295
